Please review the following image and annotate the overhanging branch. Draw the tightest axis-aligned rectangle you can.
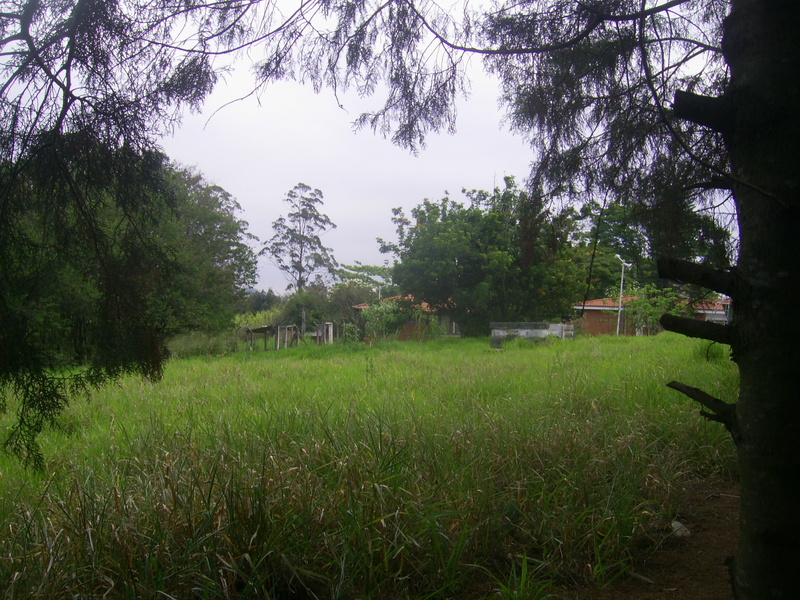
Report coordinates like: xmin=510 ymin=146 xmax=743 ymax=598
xmin=657 ymin=257 xmax=738 ymax=296
xmin=660 ymin=313 xmax=733 ymax=345
xmin=683 ymin=177 xmax=733 ymax=192
xmin=408 ymin=0 xmax=695 ymax=58
xmin=673 ymin=90 xmax=736 ymax=135
xmin=666 ymin=381 xmax=740 ymax=444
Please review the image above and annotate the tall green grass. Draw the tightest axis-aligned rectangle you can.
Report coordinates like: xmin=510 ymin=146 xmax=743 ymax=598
xmin=0 ymin=334 xmax=737 ymax=599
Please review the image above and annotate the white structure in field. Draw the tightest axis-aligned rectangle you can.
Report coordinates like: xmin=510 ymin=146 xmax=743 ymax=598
xmin=490 ymin=322 xmax=574 ymax=348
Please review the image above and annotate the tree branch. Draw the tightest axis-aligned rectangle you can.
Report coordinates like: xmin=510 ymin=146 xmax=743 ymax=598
xmin=666 ymin=381 xmax=740 ymax=444
xmin=673 ymin=90 xmax=736 ymax=135
xmin=683 ymin=177 xmax=733 ymax=192
xmin=657 ymin=257 xmax=738 ymax=296
xmin=660 ymin=313 xmax=733 ymax=345
xmin=596 ymin=0 xmax=694 ymax=22
xmin=411 ymin=7 xmax=604 ymax=56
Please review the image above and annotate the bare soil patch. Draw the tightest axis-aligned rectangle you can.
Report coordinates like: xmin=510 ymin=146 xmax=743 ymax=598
xmin=556 ymin=477 xmax=739 ymax=600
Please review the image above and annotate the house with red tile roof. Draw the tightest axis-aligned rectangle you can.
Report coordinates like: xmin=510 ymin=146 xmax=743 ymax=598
xmin=574 ymin=296 xmax=730 ymax=336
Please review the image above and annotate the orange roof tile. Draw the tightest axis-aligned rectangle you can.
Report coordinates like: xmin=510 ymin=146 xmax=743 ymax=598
xmin=575 ymin=296 xmax=729 ymax=312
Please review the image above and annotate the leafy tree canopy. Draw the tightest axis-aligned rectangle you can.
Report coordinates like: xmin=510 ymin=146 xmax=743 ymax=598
xmin=158 ymin=164 xmax=259 ymax=332
xmin=336 ymin=262 xmax=397 ymax=297
xmin=623 ymin=284 xmax=694 ymax=334
xmin=386 ymin=178 xmax=584 ymax=334
xmin=278 ymin=284 xmax=330 ymax=328
xmin=244 ymin=289 xmax=283 ymax=314
xmin=575 ymin=197 xmax=732 ymax=300
xmin=327 ymin=280 xmax=379 ymax=322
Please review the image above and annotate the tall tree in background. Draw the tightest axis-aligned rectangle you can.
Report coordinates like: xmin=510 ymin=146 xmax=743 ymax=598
xmin=159 ymin=165 xmax=258 ymax=332
xmin=262 ymin=183 xmax=338 ymax=292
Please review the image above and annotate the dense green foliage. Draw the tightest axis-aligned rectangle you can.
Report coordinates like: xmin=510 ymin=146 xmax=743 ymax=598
xmin=160 ymin=166 xmax=258 ymax=332
xmin=384 ymin=178 xmax=584 ymax=334
xmin=0 ymin=0 xmax=235 ymax=466
xmin=360 ymin=297 xmax=407 ymax=339
xmin=624 ymin=284 xmax=695 ymax=334
xmin=382 ymin=178 xmax=730 ymax=335
xmin=0 ymin=335 xmax=737 ymax=598
xmin=327 ymin=280 xmax=379 ymax=322
xmin=241 ymin=288 xmax=282 ymax=315
xmin=578 ymin=200 xmax=732 ymax=299
xmin=0 ymin=141 xmax=172 ymax=466
xmin=0 ymin=150 xmax=256 ymax=465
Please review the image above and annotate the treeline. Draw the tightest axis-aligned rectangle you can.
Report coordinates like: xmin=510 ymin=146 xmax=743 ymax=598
xmin=234 ymin=177 xmax=731 ymax=341
xmin=0 ymin=148 xmax=729 ymax=463
xmin=377 ymin=177 xmax=731 ymax=335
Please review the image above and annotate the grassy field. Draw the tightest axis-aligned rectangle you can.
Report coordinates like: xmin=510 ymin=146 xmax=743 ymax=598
xmin=0 ymin=334 xmax=737 ymax=599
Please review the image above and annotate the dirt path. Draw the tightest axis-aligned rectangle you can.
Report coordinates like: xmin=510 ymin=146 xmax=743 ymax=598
xmin=557 ymin=477 xmax=740 ymax=600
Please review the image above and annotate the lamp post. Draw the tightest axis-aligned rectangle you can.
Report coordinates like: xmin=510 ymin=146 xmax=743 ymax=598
xmin=615 ymin=254 xmax=632 ymax=336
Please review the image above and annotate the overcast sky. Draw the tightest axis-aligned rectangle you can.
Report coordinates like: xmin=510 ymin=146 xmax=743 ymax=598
xmin=159 ymin=65 xmax=535 ymax=293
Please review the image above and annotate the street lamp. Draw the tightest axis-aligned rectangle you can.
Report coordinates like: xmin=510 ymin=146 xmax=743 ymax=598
xmin=615 ymin=254 xmax=632 ymax=336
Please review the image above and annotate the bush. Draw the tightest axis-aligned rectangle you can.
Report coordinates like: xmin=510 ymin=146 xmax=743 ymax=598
xmin=362 ymin=300 xmax=405 ymax=340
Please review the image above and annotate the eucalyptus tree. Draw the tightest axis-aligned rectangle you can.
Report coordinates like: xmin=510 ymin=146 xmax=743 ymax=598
xmin=262 ymin=183 xmax=338 ymax=292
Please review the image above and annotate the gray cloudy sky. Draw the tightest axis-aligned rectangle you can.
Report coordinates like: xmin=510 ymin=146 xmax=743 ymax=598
xmin=159 ymin=65 xmax=534 ymax=292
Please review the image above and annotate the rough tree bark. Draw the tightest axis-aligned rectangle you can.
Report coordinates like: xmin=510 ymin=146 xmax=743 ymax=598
xmin=664 ymin=1 xmax=800 ymax=597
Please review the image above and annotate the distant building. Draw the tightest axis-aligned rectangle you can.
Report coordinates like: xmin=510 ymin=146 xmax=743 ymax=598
xmin=574 ymin=296 xmax=730 ymax=336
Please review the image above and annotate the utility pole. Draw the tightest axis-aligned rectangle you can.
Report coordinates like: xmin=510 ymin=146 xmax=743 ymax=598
xmin=615 ymin=254 xmax=632 ymax=336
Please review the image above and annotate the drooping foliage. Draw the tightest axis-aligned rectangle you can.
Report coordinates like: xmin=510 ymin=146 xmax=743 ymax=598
xmin=0 ymin=138 xmax=176 ymax=465
xmin=0 ymin=145 xmax=256 ymax=465
xmin=235 ymin=0 xmax=734 ymax=242
xmin=0 ymin=0 xmax=238 ymax=465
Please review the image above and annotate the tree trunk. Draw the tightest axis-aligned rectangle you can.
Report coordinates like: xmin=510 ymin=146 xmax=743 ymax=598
xmin=724 ymin=3 xmax=800 ymax=597
xmin=667 ymin=2 xmax=800 ymax=597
